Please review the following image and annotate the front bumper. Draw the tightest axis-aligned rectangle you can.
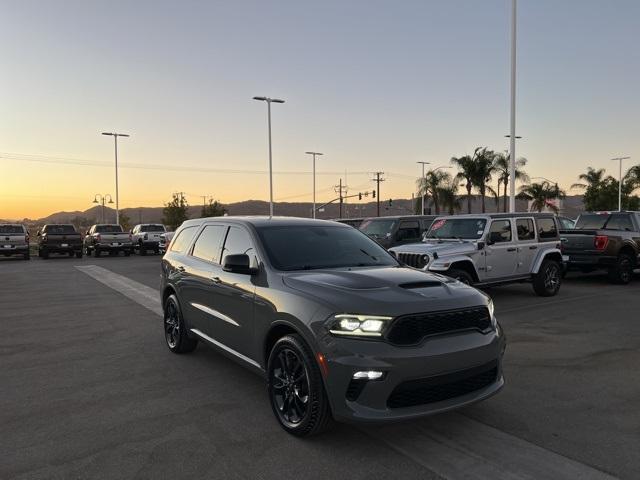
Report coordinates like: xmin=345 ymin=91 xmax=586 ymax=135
xmin=321 ymin=326 xmax=505 ymax=423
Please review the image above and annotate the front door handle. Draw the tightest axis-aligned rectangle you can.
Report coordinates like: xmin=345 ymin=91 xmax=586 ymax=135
xmin=176 ymin=266 xmax=185 ymax=272
xmin=507 ymin=247 xmax=517 ymax=252
xmin=529 ymin=245 xmax=538 ymax=250
xmin=212 ymin=276 xmax=222 ymax=284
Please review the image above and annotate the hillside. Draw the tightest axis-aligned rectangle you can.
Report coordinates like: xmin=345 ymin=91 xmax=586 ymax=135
xmin=11 ymin=195 xmax=585 ymax=227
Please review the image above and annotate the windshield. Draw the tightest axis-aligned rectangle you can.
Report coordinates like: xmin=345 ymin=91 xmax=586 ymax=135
xmin=140 ymin=225 xmax=165 ymax=232
xmin=575 ymin=214 xmax=609 ymax=229
xmin=95 ymin=225 xmax=124 ymax=233
xmin=44 ymin=225 xmax=76 ymax=234
xmin=0 ymin=225 xmax=24 ymax=234
xmin=359 ymin=219 xmax=396 ymax=237
xmin=426 ymin=218 xmax=487 ymax=240
xmin=257 ymin=225 xmax=398 ymax=271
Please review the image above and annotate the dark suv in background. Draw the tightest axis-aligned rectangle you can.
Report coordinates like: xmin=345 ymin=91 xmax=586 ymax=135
xmin=160 ymin=217 xmax=505 ymax=437
xmin=359 ymin=215 xmax=437 ymax=249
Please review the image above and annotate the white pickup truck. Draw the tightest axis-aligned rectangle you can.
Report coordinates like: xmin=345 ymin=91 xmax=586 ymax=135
xmin=131 ymin=224 xmax=166 ymax=255
xmin=83 ymin=224 xmax=133 ymax=257
xmin=0 ymin=224 xmax=30 ymax=260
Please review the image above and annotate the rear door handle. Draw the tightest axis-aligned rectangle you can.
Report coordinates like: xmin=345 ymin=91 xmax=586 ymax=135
xmin=507 ymin=247 xmax=517 ymax=252
xmin=529 ymin=245 xmax=538 ymax=250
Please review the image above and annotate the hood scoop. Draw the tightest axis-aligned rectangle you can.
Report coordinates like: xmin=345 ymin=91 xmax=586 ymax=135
xmin=399 ymin=281 xmax=441 ymax=289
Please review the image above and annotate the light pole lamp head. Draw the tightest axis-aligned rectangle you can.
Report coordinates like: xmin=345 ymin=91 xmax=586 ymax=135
xmin=93 ymin=195 xmax=99 ymax=204
xmin=271 ymin=98 xmax=285 ymax=104
xmin=253 ymin=96 xmax=267 ymax=101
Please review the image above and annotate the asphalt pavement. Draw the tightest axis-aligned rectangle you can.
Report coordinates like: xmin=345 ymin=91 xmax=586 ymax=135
xmin=1 ymin=254 xmax=638 ymax=479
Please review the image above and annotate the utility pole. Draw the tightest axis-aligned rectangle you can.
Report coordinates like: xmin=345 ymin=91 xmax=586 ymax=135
xmin=334 ymin=178 xmax=347 ymax=219
xmin=372 ymin=172 xmax=385 ymax=217
xmin=417 ymin=161 xmax=430 ymax=215
xmin=305 ymin=151 xmax=323 ymax=218
xmin=611 ymin=156 xmax=631 ymax=211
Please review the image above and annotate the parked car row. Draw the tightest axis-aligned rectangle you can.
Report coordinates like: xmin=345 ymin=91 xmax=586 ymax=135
xmin=0 ymin=222 xmax=171 ymax=260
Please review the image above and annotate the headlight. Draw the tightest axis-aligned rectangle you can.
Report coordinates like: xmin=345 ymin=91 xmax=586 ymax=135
xmin=328 ymin=314 xmax=393 ymax=338
xmin=487 ymin=298 xmax=497 ymax=328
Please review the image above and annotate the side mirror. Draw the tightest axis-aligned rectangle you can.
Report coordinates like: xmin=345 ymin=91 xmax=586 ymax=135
xmin=487 ymin=232 xmax=502 ymax=245
xmin=36 ymin=230 xmax=41 ymax=236
xmin=222 ymin=254 xmax=257 ymax=275
xmin=129 ymin=230 xmax=133 ymax=234
xmin=477 ymin=241 xmax=485 ymax=250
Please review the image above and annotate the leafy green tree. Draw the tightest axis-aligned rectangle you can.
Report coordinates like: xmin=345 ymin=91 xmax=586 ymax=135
xmin=201 ymin=199 xmax=226 ymax=218
xmin=118 ymin=212 xmax=132 ymax=231
xmin=518 ymin=182 xmax=566 ymax=213
xmin=437 ymin=177 xmax=462 ymax=215
xmin=162 ymin=193 xmax=190 ymax=230
xmin=451 ymin=154 xmax=476 ymax=214
xmin=494 ymin=153 xmax=529 ymax=212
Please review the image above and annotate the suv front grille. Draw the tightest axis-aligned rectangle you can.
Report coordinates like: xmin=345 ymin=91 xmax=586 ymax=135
xmin=397 ymin=252 xmax=429 ymax=269
xmin=386 ymin=306 xmax=491 ymax=346
xmin=387 ymin=361 xmax=498 ymax=408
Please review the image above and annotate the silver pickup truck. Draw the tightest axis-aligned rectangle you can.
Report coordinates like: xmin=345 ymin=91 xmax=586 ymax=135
xmin=83 ymin=224 xmax=133 ymax=257
xmin=389 ymin=213 xmax=564 ymax=296
xmin=0 ymin=224 xmax=30 ymax=260
xmin=131 ymin=223 xmax=166 ymax=255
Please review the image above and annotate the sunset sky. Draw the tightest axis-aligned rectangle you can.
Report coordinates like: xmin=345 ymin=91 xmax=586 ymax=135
xmin=1 ymin=0 xmax=638 ymax=219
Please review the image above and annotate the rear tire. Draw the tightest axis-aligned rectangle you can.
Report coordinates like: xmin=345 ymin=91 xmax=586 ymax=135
xmin=124 ymin=250 xmax=131 ymax=257
xmin=608 ymin=253 xmax=634 ymax=285
xmin=533 ymin=259 xmax=562 ymax=296
xmin=94 ymin=247 xmax=100 ymax=257
xmin=41 ymin=249 xmax=49 ymax=259
xmin=163 ymin=294 xmax=198 ymax=353
xmin=76 ymin=251 xmax=83 ymax=259
xmin=23 ymin=251 xmax=30 ymax=260
xmin=267 ymin=334 xmax=333 ymax=437
xmin=140 ymin=243 xmax=147 ymax=256
xmin=446 ymin=268 xmax=474 ymax=285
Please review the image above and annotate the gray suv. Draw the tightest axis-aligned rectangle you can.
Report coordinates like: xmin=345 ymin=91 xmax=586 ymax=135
xmin=160 ymin=217 xmax=505 ymax=436
xmin=389 ymin=213 xmax=564 ymax=296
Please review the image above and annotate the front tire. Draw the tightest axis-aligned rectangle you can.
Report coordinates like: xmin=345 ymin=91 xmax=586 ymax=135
xmin=41 ymin=249 xmax=49 ymax=260
xmin=76 ymin=251 xmax=83 ymax=259
xmin=267 ymin=334 xmax=332 ymax=437
xmin=446 ymin=268 xmax=474 ymax=285
xmin=608 ymin=253 xmax=634 ymax=285
xmin=533 ymin=259 xmax=562 ymax=296
xmin=163 ymin=294 xmax=198 ymax=353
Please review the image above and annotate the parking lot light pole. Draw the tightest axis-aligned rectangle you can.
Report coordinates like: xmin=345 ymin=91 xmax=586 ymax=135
xmin=306 ymin=152 xmax=323 ymax=218
xmin=101 ymin=132 xmax=130 ymax=225
xmin=417 ymin=162 xmax=430 ymax=214
xmin=611 ymin=156 xmax=631 ymax=211
xmin=253 ymin=96 xmax=285 ymax=217
xmin=508 ymin=0 xmax=518 ymax=213
xmin=93 ymin=194 xmax=114 ymax=224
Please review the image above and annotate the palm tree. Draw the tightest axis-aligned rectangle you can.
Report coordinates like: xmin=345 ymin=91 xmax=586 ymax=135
xmin=471 ymin=147 xmax=498 ymax=213
xmin=494 ymin=152 xmax=529 ymax=212
xmin=451 ymin=154 xmax=475 ymax=213
xmin=437 ymin=177 xmax=462 ymax=214
xmin=571 ymin=167 xmax=606 ymax=191
xmin=416 ymin=170 xmax=451 ymax=214
xmin=518 ymin=182 xmax=566 ymax=213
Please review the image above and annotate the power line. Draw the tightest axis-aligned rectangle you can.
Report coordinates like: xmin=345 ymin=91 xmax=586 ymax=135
xmin=0 ymin=152 xmax=371 ymax=176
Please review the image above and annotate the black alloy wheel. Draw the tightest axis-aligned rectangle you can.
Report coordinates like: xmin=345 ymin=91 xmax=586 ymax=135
xmin=447 ymin=268 xmax=474 ymax=285
xmin=267 ymin=334 xmax=332 ymax=437
xmin=163 ymin=294 xmax=197 ymax=353
xmin=608 ymin=254 xmax=634 ymax=284
xmin=533 ymin=259 xmax=561 ymax=296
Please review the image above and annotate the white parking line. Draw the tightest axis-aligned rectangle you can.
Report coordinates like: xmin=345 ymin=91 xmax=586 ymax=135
xmin=75 ymin=265 xmax=163 ymax=317
xmin=76 ymin=264 xmax=619 ymax=480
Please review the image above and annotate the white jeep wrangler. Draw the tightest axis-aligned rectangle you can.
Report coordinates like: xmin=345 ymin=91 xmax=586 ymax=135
xmin=389 ymin=213 xmax=564 ymax=296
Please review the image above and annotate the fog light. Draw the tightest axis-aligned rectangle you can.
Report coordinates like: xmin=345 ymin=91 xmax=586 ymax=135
xmin=352 ymin=370 xmax=384 ymax=380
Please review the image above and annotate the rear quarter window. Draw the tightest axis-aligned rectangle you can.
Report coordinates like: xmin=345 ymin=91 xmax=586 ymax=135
xmin=536 ymin=218 xmax=558 ymax=240
xmin=169 ymin=226 xmax=198 ymax=253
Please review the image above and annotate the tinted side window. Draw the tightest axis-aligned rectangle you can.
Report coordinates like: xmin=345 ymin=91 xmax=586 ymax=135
xmin=191 ymin=225 xmax=226 ymax=262
xmin=605 ymin=214 xmax=633 ymax=231
xmin=516 ymin=218 xmax=535 ymax=240
xmin=221 ymin=226 xmax=256 ymax=265
xmin=536 ymin=218 xmax=558 ymax=240
xmin=397 ymin=220 xmax=421 ymax=241
xmin=169 ymin=226 xmax=198 ymax=253
xmin=488 ymin=220 xmax=512 ymax=243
